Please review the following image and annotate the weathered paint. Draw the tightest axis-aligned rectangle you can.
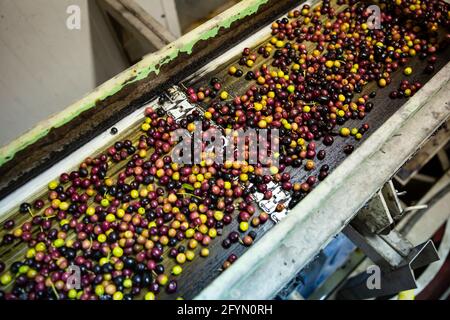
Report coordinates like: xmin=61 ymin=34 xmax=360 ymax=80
xmin=0 ymin=0 xmax=269 ymax=166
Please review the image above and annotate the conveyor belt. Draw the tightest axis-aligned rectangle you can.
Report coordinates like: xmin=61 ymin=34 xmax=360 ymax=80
xmin=0 ymin=0 xmax=449 ymax=300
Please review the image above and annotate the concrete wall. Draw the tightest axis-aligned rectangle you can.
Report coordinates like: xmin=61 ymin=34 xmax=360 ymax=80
xmin=0 ymin=0 xmax=128 ymax=147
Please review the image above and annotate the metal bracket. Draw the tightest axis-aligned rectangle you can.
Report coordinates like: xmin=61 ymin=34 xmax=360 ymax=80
xmin=249 ymin=181 xmax=292 ymax=223
xmin=96 ymin=0 xmax=176 ymax=64
xmin=354 ymin=190 xmax=394 ymax=235
xmin=338 ymin=177 xmax=439 ymax=299
xmin=353 ymin=180 xmax=404 ymax=235
xmin=160 ymin=85 xmax=201 ymax=120
xmin=340 ymin=224 xmax=439 ymax=299
xmin=381 ymin=180 xmax=404 ymax=221
xmin=394 ymin=119 xmax=450 ymax=185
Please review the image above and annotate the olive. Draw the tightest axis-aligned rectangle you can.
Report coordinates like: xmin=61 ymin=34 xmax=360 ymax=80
xmin=19 ymin=203 xmax=31 ymax=214
xmin=166 ymin=280 xmax=178 ymax=294
xmin=222 ymin=239 xmax=232 ymax=249
xmin=343 ymin=145 xmax=354 ymax=155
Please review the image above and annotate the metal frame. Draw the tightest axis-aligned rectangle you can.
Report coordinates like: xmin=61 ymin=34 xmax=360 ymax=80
xmin=416 ymin=222 xmax=450 ymax=298
xmin=340 ymin=225 xmax=439 ymax=299
xmin=399 ymin=192 xmax=450 ymax=298
xmin=353 ymin=189 xmax=394 ymax=235
xmin=332 ymin=153 xmax=450 ymax=300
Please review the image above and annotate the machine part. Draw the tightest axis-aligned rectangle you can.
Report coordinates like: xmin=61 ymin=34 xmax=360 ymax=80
xmin=402 ymin=185 xmax=450 ymax=245
xmin=337 ymin=230 xmax=439 ymax=299
xmin=294 ymin=180 xmax=409 ymax=299
xmin=410 ymin=173 xmax=437 ymax=184
xmin=309 ymin=138 xmax=450 ymax=300
xmin=340 ymin=191 xmax=442 ymax=300
xmin=344 ymin=226 xmax=413 ymax=270
xmin=345 ymin=223 xmax=439 ymax=271
xmin=395 ymin=120 xmax=450 ymax=185
xmin=353 ymin=190 xmax=394 ymax=235
xmin=336 ymin=266 xmax=415 ymax=299
xmin=279 ymin=175 xmax=443 ymax=300
xmin=401 ymin=220 xmax=450 ymax=299
xmin=399 ymin=172 xmax=450 ymax=241
xmin=270 ymin=209 xmax=289 ymax=224
xmin=161 ymin=85 xmax=200 ymax=120
xmin=338 ymin=171 xmax=450 ymax=300
xmin=403 ymin=205 xmax=428 ymax=213
xmin=437 ymin=150 xmax=450 ymax=171
xmin=165 ymin=85 xmax=187 ymax=102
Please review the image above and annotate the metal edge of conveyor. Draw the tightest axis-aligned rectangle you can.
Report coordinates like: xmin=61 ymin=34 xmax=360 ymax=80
xmin=412 ymin=219 xmax=450 ymax=298
xmin=390 ymin=188 xmax=450 ymax=299
xmin=330 ymin=178 xmax=450 ymax=300
xmin=195 ymin=61 xmax=450 ymax=300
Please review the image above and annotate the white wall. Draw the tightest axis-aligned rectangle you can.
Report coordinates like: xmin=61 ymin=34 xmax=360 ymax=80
xmin=0 ymin=0 xmax=128 ymax=147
